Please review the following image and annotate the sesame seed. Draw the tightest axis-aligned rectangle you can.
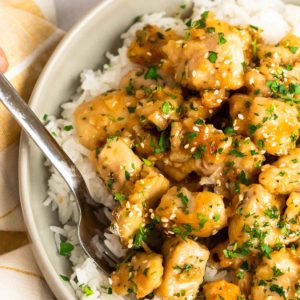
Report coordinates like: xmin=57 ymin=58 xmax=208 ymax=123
xmin=216 ymin=80 xmax=220 ymax=86
xmin=126 ymin=201 xmax=130 ymax=208
xmin=161 ymin=217 xmax=169 ymax=223
xmin=128 ymin=211 xmax=133 ymax=217
xmin=204 ymin=52 xmax=209 ymax=59
xmin=190 ymin=146 xmax=196 ymax=152
xmin=108 ymin=278 xmax=112 ymax=285
xmin=274 ymin=52 xmax=279 ymax=59
xmin=216 ymin=99 xmax=223 ymax=104
xmin=140 ymin=142 xmax=145 ymax=148
xmin=204 ymin=127 xmax=209 ymax=134
xmin=224 ymin=59 xmax=231 ymax=64
xmin=249 ymin=77 xmax=254 ymax=85
xmin=234 ymin=126 xmax=240 ymax=130
xmin=238 ymin=113 xmax=244 ymax=120
xmin=184 ymin=144 xmax=190 ymax=149
xmin=192 ymin=70 xmax=197 ymax=77
xmin=193 ymin=126 xmax=200 ymax=132
xmin=209 ymin=109 xmax=213 ymax=113
xmin=146 ymin=52 xmax=152 ymax=57
xmin=214 ymin=90 xmax=220 ymax=95
xmin=176 ymin=40 xmax=183 ymax=44
xmin=263 ymin=133 xmax=269 ymax=138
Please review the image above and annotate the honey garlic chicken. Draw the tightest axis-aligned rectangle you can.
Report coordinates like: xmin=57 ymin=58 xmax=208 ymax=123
xmin=72 ymin=9 xmax=300 ymax=300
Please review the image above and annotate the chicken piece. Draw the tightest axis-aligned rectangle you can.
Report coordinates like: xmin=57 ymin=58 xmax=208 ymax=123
xmin=155 ymin=187 xmax=227 ymax=238
xmin=259 ymin=148 xmax=300 ymax=194
xmin=200 ymin=88 xmax=229 ymax=109
xmin=229 ymin=95 xmax=300 ymax=156
xmin=154 ymin=158 xmax=196 ymax=182
xmin=280 ymin=192 xmax=300 ymax=244
xmin=210 ymin=241 xmax=245 ymax=269
xmin=112 ymin=202 xmax=144 ymax=247
xmin=183 ymin=97 xmax=214 ymax=122
xmin=119 ymin=68 xmax=164 ymax=92
xmin=129 ymin=167 xmax=169 ymax=209
xmin=258 ymin=33 xmax=300 ymax=66
xmin=251 ymin=247 xmax=300 ymax=300
xmin=128 ymin=24 xmax=180 ymax=66
xmin=135 ymin=86 xmax=183 ymax=131
xmin=97 ymin=138 xmax=142 ymax=192
xmin=228 ymin=184 xmax=283 ymax=251
xmin=203 ymin=280 xmax=242 ymax=300
xmin=155 ymin=237 xmax=209 ymax=300
xmin=74 ymin=90 xmax=139 ymax=149
xmin=163 ymin=12 xmax=251 ymax=91
xmin=111 ymin=252 xmax=163 ymax=298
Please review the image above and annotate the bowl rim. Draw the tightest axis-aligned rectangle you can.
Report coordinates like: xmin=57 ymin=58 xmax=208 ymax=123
xmin=18 ymin=0 xmax=113 ymax=299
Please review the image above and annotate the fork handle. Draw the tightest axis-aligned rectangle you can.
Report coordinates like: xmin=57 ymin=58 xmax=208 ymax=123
xmin=0 ymin=73 xmax=86 ymax=209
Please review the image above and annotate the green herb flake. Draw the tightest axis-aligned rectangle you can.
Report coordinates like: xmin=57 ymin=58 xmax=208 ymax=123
xmin=208 ymin=51 xmax=218 ymax=63
xmin=193 ymin=145 xmax=206 ymax=159
xmin=43 ymin=114 xmax=48 ymax=121
xmin=217 ymin=32 xmax=227 ymax=45
xmin=127 ymin=106 xmax=136 ymax=113
xmin=224 ymin=127 xmax=234 ymax=135
xmin=272 ymin=266 xmax=284 ymax=277
xmin=250 ymin=24 xmax=259 ymax=30
xmin=59 ymin=242 xmax=74 ymax=256
xmin=126 ymin=78 xmax=135 ymax=95
xmin=213 ymin=213 xmax=220 ymax=222
xmin=124 ymin=170 xmax=130 ymax=181
xmin=187 ymin=132 xmax=197 ymax=141
xmin=144 ymin=66 xmax=160 ymax=80
xmin=142 ymin=158 xmax=153 ymax=166
xmin=177 ymin=192 xmax=189 ymax=208
xmin=63 ymin=125 xmax=73 ymax=131
xmin=114 ymin=193 xmax=126 ymax=202
xmin=82 ymin=284 xmax=94 ymax=296
xmin=288 ymin=46 xmax=299 ymax=54
xmin=59 ymin=274 xmax=70 ymax=281
xmin=228 ymin=149 xmax=246 ymax=158
xmin=162 ymin=102 xmax=170 ymax=114
xmin=197 ymin=213 xmax=208 ymax=229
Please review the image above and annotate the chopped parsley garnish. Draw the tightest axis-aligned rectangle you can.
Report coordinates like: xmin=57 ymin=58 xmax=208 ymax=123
xmin=228 ymin=149 xmax=246 ymax=157
xmin=213 ymin=213 xmax=220 ymax=222
xmin=187 ymin=132 xmax=197 ymax=141
xmin=260 ymin=243 xmax=273 ymax=258
xmin=127 ymin=106 xmax=136 ymax=113
xmin=173 ymin=264 xmax=193 ymax=271
xmin=63 ymin=125 xmax=73 ymax=131
xmin=206 ymin=27 xmax=215 ymax=33
xmin=197 ymin=213 xmax=208 ymax=229
xmin=124 ymin=170 xmax=130 ymax=181
xmin=208 ymin=51 xmax=218 ymax=63
xmin=257 ymin=139 xmax=265 ymax=149
xmin=269 ymin=284 xmax=285 ymax=298
xmin=250 ymin=24 xmax=259 ymax=30
xmin=217 ymin=32 xmax=227 ymax=45
xmin=272 ymin=266 xmax=284 ymax=277
xmin=177 ymin=192 xmax=189 ymax=208
xmin=95 ymin=147 xmax=100 ymax=157
xmin=238 ymin=171 xmax=251 ymax=185
xmin=186 ymin=11 xmax=209 ymax=29
xmin=43 ymin=114 xmax=48 ymax=121
xmin=264 ymin=207 xmax=279 ymax=219
xmin=249 ymin=124 xmax=262 ymax=135
xmin=172 ymin=224 xmax=192 ymax=240
xmin=59 ymin=242 xmax=74 ymax=256
xmin=107 ymin=178 xmax=114 ymax=190
xmin=126 ymin=78 xmax=135 ymax=95
xmin=144 ymin=66 xmax=160 ymax=80
xmin=193 ymin=145 xmax=206 ymax=159
xmin=81 ymin=284 xmax=94 ymax=296
xmin=114 ymin=193 xmax=126 ymax=202
xmin=162 ymin=102 xmax=170 ymax=114
xmin=224 ymin=127 xmax=234 ymax=135
xmin=133 ymin=226 xmax=148 ymax=248
xmin=150 ymin=130 xmax=170 ymax=154
xmin=142 ymin=158 xmax=153 ymax=166
xmin=59 ymin=274 xmax=70 ymax=281
xmin=288 ymin=46 xmax=299 ymax=54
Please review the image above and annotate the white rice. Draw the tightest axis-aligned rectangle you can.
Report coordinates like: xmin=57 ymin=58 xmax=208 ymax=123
xmin=43 ymin=1 xmax=300 ymax=299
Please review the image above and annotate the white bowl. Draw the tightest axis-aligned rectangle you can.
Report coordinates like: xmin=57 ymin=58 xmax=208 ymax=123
xmin=18 ymin=0 xmax=300 ymax=299
xmin=19 ymin=0 xmax=184 ymax=299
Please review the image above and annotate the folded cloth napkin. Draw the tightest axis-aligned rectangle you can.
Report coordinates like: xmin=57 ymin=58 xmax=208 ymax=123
xmin=0 ymin=0 xmax=99 ymax=298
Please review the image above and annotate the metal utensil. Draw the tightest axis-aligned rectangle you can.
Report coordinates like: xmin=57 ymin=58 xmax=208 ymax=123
xmin=0 ymin=73 xmax=118 ymax=275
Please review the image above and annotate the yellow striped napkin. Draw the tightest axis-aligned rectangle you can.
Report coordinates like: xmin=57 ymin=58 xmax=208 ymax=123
xmin=0 ymin=0 xmax=63 ymax=297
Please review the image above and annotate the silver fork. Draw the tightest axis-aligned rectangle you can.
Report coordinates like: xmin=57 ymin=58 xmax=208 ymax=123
xmin=0 ymin=73 xmax=119 ymax=275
